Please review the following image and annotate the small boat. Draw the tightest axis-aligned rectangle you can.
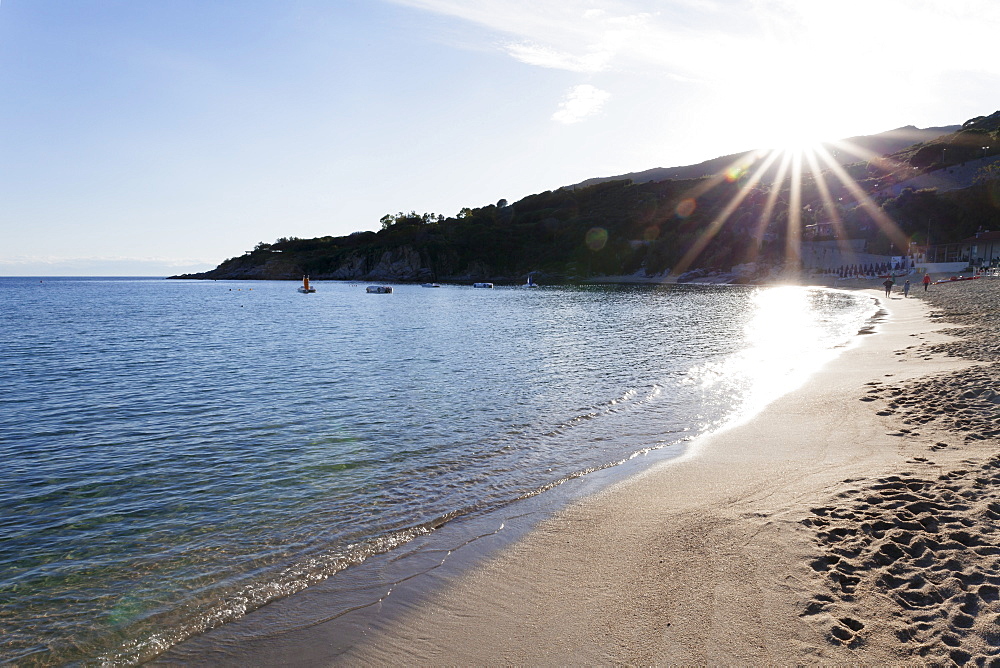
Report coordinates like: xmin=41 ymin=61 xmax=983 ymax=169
xmin=525 ymin=273 xmax=538 ymax=288
xmin=472 ymin=282 xmax=494 ymax=289
xmin=421 ymin=283 xmax=441 ymax=288
xmin=934 ymin=275 xmax=980 ymax=284
xmin=366 ymin=285 xmax=393 ymax=294
xmin=298 ymin=276 xmax=316 ymax=293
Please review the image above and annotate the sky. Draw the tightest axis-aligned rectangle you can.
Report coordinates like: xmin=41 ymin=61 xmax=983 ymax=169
xmin=2 ymin=0 xmax=999 ymax=276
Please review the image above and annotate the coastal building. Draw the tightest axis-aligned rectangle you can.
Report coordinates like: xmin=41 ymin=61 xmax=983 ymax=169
xmin=963 ymin=229 xmax=1000 ymax=268
xmin=803 ymin=221 xmax=837 ymax=239
xmin=918 ymin=229 xmax=1000 ymax=272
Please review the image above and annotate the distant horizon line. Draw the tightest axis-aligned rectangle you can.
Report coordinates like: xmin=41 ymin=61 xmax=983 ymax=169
xmin=1 ymin=276 xmax=306 ymax=278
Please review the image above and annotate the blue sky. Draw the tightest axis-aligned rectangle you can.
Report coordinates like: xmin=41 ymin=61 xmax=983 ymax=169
xmin=2 ymin=0 xmax=999 ymax=276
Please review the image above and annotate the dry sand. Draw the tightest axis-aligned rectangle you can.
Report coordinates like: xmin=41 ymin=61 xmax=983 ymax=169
xmin=340 ymin=279 xmax=1000 ymax=665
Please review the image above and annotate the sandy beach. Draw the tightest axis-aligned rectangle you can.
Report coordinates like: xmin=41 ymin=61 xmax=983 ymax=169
xmin=323 ymin=279 xmax=1000 ymax=665
xmin=153 ymin=279 xmax=1000 ymax=666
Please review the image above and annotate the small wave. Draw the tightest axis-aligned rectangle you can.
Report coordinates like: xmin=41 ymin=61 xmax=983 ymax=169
xmin=545 ymin=385 xmax=663 ymax=436
xmin=97 ymin=512 xmax=472 ymax=665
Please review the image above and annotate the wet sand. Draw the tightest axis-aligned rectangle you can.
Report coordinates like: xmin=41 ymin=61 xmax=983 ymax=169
xmin=336 ymin=279 xmax=1000 ymax=664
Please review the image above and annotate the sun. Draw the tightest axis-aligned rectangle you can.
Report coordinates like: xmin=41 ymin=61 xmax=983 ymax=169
xmin=769 ymin=118 xmax=833 ymax=156
xmin=776 ymin=137 xmax=822 ymax=157
xmin=742 ymin=90 xmax=841 ymax=157
xmin=665 ymin=111 xmax=913 ymax=281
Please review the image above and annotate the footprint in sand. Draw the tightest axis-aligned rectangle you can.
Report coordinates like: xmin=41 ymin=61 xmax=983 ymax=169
xmin=829 ymin=617 xmax=866 ymax=647
xmin=802 ymin=459 xmax=1000 ymax=661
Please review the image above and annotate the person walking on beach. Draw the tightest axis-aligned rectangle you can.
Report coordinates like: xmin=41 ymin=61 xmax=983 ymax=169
xmin=903 ymin=279 xmax=911 ymax=298
xmin=883 ymin=277 xmax=894 ymax=297
xmin=923 ymin=273 xmax=932 ymax=291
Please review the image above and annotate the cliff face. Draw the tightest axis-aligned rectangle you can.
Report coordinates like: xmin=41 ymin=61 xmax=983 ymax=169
xmin=176 ymin=245 xmax=509 ymax=282
xmin=192 ymin=254 xmax=302 ymax=280
xmin=359 ymin=247 xmax=433 ymax=281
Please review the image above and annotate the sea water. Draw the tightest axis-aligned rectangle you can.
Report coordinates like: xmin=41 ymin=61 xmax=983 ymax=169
xmin=0 ymin=278 xmax=878 ymax=664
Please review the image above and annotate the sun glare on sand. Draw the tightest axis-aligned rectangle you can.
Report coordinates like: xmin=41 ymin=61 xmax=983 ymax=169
xmin=714 ymin=286 xmax=846 ymax=424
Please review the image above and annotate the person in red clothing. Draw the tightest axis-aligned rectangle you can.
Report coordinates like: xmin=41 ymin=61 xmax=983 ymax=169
xmin=923 ymin=273 xmax=932 ymax=291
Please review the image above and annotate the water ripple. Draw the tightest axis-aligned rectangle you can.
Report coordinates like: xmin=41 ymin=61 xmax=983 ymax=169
xmin=0 ymin=278 xmax=875 ymax=664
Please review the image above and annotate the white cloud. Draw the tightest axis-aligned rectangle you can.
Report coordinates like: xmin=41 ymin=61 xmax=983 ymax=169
xmin=505 ymin=42 xmax=612 ymax=73
xmin=552 ymin=84 xmax=611 ymax=124
xmin=390 ymin=1 xmax=658 ymax=74
xmin=392 ymin=0 xmax=1000 ymax=81
xmin=388 ymin=0 xmax=1000 ymax=142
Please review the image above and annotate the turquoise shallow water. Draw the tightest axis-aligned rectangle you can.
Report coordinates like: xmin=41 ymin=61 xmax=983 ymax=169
xmin=0 ymin=277 xmax=877 ymax=664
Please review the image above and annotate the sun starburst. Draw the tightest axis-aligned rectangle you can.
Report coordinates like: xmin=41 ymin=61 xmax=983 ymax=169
xmin=666 ymin=137 xmax=913 ymax=281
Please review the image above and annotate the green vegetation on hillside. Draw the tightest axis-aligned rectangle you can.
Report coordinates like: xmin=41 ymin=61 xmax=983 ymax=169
xmin=176 ymin=112 xmax=1000 ymax=282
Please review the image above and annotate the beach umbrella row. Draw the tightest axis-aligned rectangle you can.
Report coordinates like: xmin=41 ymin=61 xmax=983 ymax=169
xmin=836 ymin=260 xmax=913 ymax=277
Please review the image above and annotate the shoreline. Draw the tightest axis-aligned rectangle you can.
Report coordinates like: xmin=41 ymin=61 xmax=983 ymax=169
xmin=157 ymin=280 xmax=1000 ymax=664
xmin=341 ymin=282 xmax=1000 ymax=663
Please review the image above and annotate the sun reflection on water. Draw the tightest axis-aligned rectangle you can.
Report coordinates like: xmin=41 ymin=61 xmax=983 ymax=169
xmin=689 ymin=285 xmax=877 ymax=432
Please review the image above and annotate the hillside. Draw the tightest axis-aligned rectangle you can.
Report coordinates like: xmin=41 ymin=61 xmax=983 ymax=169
xmin=568 ymin=124 xmax=960 ymax=190
xmin=173 ymin=113 xmax=1000 ymax=284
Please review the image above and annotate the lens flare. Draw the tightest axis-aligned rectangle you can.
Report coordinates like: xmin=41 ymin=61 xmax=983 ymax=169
xmin=725 ymin=166 xmax=746 ymax=182
xmin=586 ymin=227 xmax=608 ymax=251
xmin=675 ymin=198 xmax=696 ymax=218
xmin=660 ymin=130 xmax=917 ymax=281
